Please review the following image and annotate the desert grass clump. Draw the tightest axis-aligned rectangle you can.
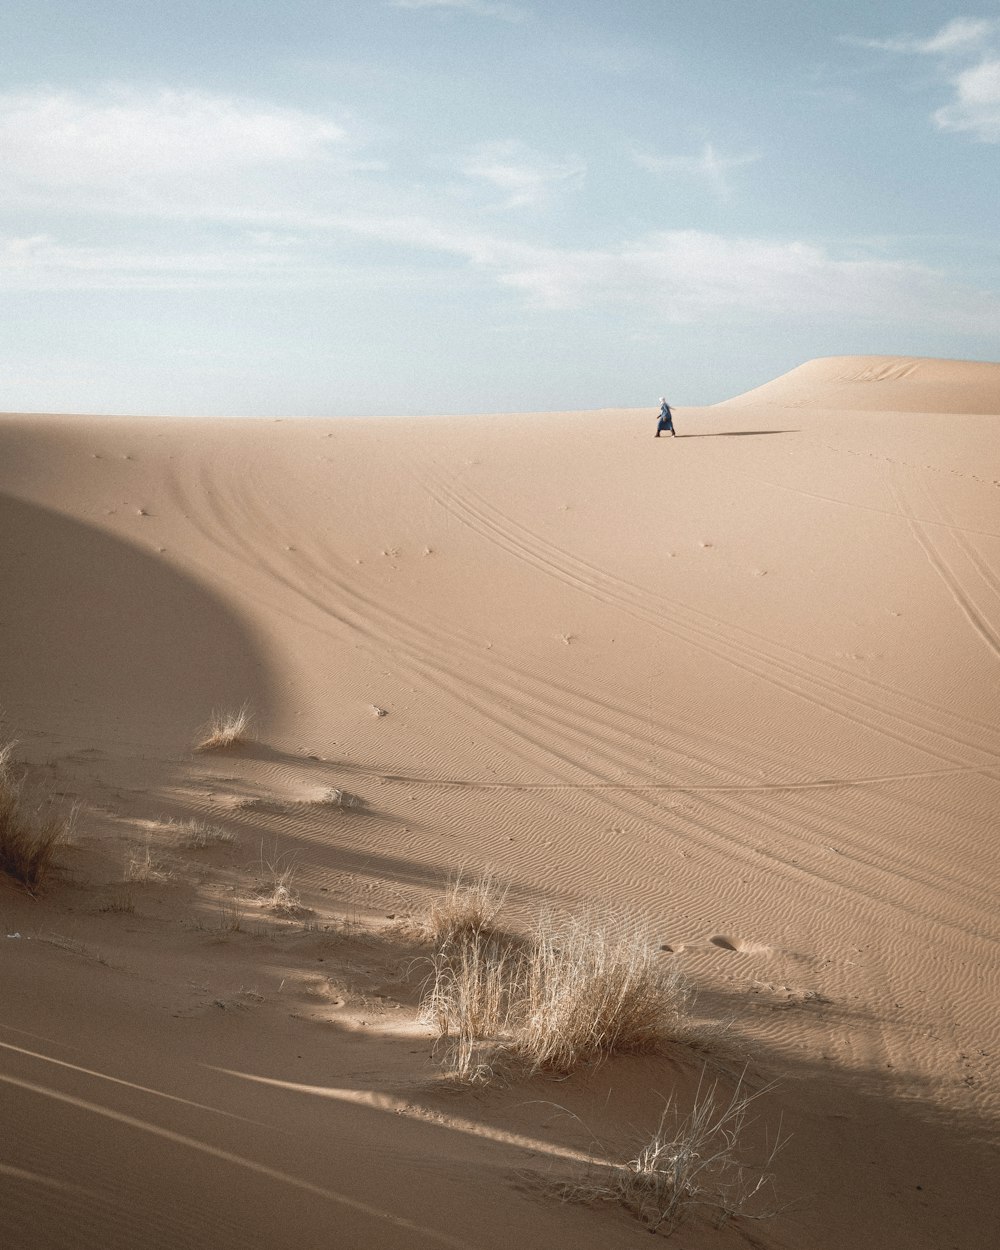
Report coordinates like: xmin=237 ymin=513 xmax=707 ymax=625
xmin=197 ymin=703 xmax=253 ymax=751
xmin=422 ymin=869 xmax=509 ymax=947
xmin=420 ymin=908 xmax=690 ymax=1082
xmin=213 ymin=898 xmax=245 ymax=932
xmin=562 ymin=1073 xmax=785 ymax=1235
xmin=513 ymin=913 xmax=689 ymax=1075
xmin=251 ymin=844 xmax=301 ymax=914
xmin=124 ymin=838 xmax=172 ymax=884
xmin=0 ymin=743 xmax=70 ymax=892
xmin=172 ymin=818 xmax=237 ymax=849
xmin=420 ymin=933 xmax=525 ymax=1082
xmin=100 ymin=883 xmax=137 ymax=914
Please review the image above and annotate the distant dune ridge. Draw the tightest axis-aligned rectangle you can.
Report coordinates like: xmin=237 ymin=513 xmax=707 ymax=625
xmin=724 ymin=352 xmax=1000 ymax=412
xmin=1 ymin=356 xmax=998 ymax=1248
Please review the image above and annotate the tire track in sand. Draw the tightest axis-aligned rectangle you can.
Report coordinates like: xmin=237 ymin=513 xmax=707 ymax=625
xmin=426 ymin=473 xmax=1000 ymax=765
xmin=165 ymin=458 xmax=1000 ymax=945
xmin=904 ymin=469 xmax=1000 ymax=623
xmin=886 ymin=469 xmax=1000 ymax=664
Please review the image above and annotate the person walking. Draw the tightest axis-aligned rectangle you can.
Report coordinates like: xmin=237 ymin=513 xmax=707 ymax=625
xmin=655 ymin=397 xmax=676 ymax=437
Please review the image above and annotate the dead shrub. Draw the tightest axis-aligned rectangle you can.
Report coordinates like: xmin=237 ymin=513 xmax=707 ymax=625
xmin=171 ymin=818 xmax=236 ymax=849
xmin=0 ymin=744 xmax=71 ymax=892
xmin=196 ymin=703 xmax=253 ymax=751
xmin=559 ymin=1072 xmax=786 ymax=1235
xmin=513 ymin=912 xmax=689 ymax=1075
xmin=420 ymin=909 xmax=689 ymax=1081
xmin=422 ymin=869 xmax=509 ymax=946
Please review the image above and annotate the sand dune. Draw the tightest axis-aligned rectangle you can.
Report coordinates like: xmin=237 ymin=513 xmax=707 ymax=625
xmin=1 ymin=355 xmax=998 ymax=1248
xmin=727 ymin=352 xmax=1000 ymax=413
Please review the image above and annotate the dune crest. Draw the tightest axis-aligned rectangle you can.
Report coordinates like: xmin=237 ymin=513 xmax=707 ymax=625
xmin=724 ymin=353 xmax=1000 ymax=413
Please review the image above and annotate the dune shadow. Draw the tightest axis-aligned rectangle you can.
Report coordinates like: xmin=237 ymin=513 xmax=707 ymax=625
xmin=0 ymin=493 xmax=277 ymax=751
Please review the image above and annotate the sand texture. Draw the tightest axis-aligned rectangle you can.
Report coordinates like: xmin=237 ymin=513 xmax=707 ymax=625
xmin=1 ymin=354 xmax=998 ymax=1248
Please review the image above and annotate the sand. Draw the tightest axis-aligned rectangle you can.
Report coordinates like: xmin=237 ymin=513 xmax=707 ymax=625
xmin=1 ymin=353 xmax=998 ymax=1248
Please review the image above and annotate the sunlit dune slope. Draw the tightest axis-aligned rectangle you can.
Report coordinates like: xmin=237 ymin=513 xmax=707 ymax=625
xmin=724 ymin=353 xmax=1000 ymax=413
xmin=1 ymin=355 xmax=998 ymax=1250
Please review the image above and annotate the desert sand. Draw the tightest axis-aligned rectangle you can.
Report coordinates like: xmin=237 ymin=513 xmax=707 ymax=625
xmin=1 ymin=354 xmax=998 ymax=1249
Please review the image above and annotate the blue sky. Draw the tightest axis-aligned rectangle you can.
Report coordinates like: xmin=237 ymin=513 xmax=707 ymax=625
xmin=2 ymin=1 xmax=999 ymax=415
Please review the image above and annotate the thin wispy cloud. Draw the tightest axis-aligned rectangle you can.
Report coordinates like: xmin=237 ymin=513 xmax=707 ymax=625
xmin=632 ymin=142 xmax=760 ymax=199
xmin=458 ymin=229 xmax=1000 ymax=335
xmin=7 ymin=206 xmax=998 ymax=341
xmin=846 ymin=16 xmax=997 ymax=55
xmin=389 ymin=0 xmax=525 ymax=21
xmin=846 ymin=16 xmax=1000 ymax=143
xmin=461 ymin=141 xmax=585 ymax=208
xmin=0 ymin=232 xmax=312 ymax=290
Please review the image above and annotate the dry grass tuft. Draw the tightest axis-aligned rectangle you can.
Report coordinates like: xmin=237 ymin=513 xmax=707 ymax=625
xmin=0 ymin=743 xmax=71 ymax=892
xmin=560 ymin=1072 xmax=786 ymax=1235
xmin=171 ymin=818 xmax=237 ymax=849
xmin=513 ymin=912 xmax=689 ymax=1075
xmin=100 ymin=883 xmax=137 ymax=914
xmin=217 ymin=898 xmax=245 ymax=932
xmin=420 ymin=909 xmax=689 ymax=1082
xmin=421 ymin=934 xmax=524 ymax=1083
xmin=197 ymin=703 xmax=253 ymax=751
xmin=422 ymin=869 xmax=509 ymax=946
xmin=251 ymin=844 xmax=301 ymax=914
xmin=124 ymin=839 xmax=173 ymax=884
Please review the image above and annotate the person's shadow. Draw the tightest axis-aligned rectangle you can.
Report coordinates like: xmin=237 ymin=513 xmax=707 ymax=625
xmin=677 ymin=429 xmax=797 ymax=438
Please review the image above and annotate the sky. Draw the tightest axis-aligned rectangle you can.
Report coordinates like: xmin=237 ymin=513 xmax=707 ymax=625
xmin=2 ymin=1 xmax=999 ymax=415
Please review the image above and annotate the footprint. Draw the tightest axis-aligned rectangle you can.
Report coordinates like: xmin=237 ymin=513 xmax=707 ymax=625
xmin=710 ymin=935 xmax=738 ymax=951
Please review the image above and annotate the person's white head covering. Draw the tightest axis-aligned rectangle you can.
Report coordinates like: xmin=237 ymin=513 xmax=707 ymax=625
xmin=659 ymin=396 xmax=666 ymax=403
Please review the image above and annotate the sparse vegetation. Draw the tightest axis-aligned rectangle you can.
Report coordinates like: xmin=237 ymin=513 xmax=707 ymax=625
xmin=420 ymin=908 xmax=689 ymax=1082
xmin=558 ymin=1073 xmax=786 ymax=1236
xmin=251 ymin=844 xmax=301 ymax=914
xmin=197 ymin=703 xmax=253 ymax=751
xmin=217 ymin=898 xmax=244 ymax=932
xmin=422 ymin=869 xmax=509 ymax=946
xmin=0 ymin=743 xmax=71 ymax=892
xmin=513 ymin=912 xmax=690 ymax=1075
xmin=422 ymin=933 xmax=524 ymax=1083
xmin=100 ymin=883 xmax=137 ymax=914
xmin=171 ymin=818 xmax=237 ymax=849
xmin=124 ymin=838 xmax=172 ymax=884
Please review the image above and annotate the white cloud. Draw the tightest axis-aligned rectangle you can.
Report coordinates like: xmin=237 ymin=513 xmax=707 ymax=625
xmin=846 ymin=18 xmax=1000 ymax=142
xmin=632 ymin=142 xmax=759 ymax=198
xmin=461 ymin=141 xmax=585 ymax=207
xmin=304 ymin=218 xmax=1000 ymax=335
xmin=404 ymin=226 xmax=1000 ymax=334
xmin=6 ymin=210 xmax=998 ymax=338
xmin=0 ymin=87 xmax=351 ymax=193
xmin=3 ymin=84 xmax=996 ymax=336
xmin=934 ymin=56 xmax=1000 ymax=139
xmin=849 ymin=17 xmax=997 ymax=55
xmin=389 ymin=0 xmax=524 ymax=20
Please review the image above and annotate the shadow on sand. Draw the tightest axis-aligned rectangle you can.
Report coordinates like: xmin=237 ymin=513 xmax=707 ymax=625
xmin=0 ymin=493 xmax=277 ymax=752
xmin=675 ymin=429 xmax=798 ymax=438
